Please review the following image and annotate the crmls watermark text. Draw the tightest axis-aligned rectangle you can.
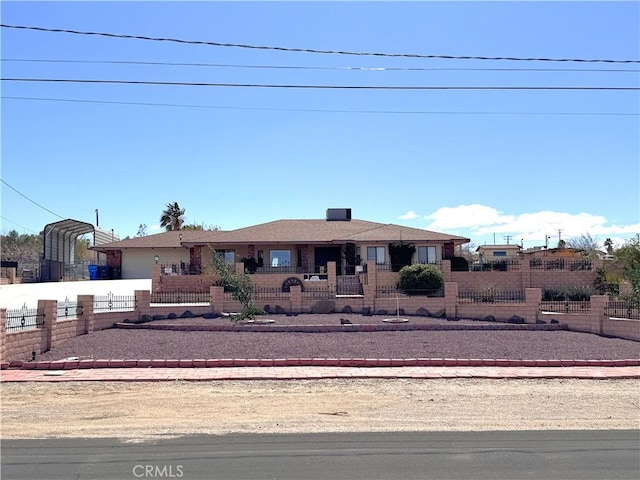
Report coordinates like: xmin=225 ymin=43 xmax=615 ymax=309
xmin=132 ymin=464 xmax=184 ymax=478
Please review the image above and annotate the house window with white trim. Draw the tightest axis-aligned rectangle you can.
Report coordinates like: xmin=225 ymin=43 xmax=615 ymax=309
xmin=367 ymin=246 xmax=385 ymax=264
xmin=270 ymin=250 xmax=291 ymax=267
xmin=418 ymin=246 xmax=437 ymax=264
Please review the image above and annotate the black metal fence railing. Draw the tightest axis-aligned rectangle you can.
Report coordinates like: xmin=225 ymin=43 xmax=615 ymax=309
xmin=94 ymin=293 xmax=136 ymax=313
xmin=160 ymin=263 xmax=202 ymax=275
xmin=255 ymin=265 xmax=307 ymax=274
xmin=375 ymin=262 xmax=443 ymax=273
xmin=458 ymin=290 xmax=526 ymax=304
xmin=301 ymin=285 xmax=336 ymax=300
xmin=606 ymin=301 xmax=640 ymax=320
xmin=6 ymin=304 xmax=44 ymax=332
xmin=57 ymin=297 xmax=82 ymax=320
xmin=252 ymin=287 xmax=291 ymax=300
xmin=376 ymin=285 xmax=444 ymax=298
xmin=529 ymin=259 xmax=592 ymax=271
xmin=469 ymin=260 xmax=521 ymax=272
xmin=150 ymin=290 xmax=210 ymax=304
xmin=540 ymin=300 xmax=591 ymax=314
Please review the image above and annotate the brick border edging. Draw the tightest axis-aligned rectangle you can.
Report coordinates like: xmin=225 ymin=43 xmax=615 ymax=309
xmin=113 ymin=322 xmax=569 ymax=332
xmin=2 ymin=358 xmax=639 ymax=370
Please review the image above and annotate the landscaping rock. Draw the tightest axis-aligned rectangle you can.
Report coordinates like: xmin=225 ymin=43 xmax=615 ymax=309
xmin=168 ymin=313 xmax=177 ymax=320
xmin=202 ymin=313 xmax=219 ymax=319
xmin=375 ymin=310 xmax=388 ymax=315
xmin=311 ymin=300 xmax=335 ymax=314
xmin=275 ymin=305 xmax=287 ymax=314
xmin=152 ymin=315 xmax=166 ymax=321
xmin=508 ymin=315 xmax=525 ymax=324
xmin=431 ymin=308 xmax=446 ymax=318
xmin=361 ymin=307 xmax=372 ymax=316
xmin=341 ymin=305 xmax=353 ymax=314
xmin=484 ymin=315 xmax=496 ymax=322
xmin=416 ymin=307 xmax=430 ymax=317
xmin=180 ymin=311 xmax=194 ymax=318
xmin=536 ymin=319 xmax=547 ymax=324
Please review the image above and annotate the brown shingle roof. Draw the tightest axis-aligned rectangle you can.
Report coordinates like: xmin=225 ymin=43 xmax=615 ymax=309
xmin=182 ymin=219 xmax=470 ymax=245
xmin=91 ymin=230 xmax=224 ymax=251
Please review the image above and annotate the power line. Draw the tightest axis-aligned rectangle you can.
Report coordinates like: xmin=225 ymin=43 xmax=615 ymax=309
xmin=0 ymin=179 xmax=65 ymax=219
xmin=0 ymin=216 xmax=38 ymax=234
xmin=3 ymin=58 xmax=639 ymax=73
xmin=3 ymin=96 xmax=638 ymax=116
xmin=2 ymin=24 xmax=639 ymax=64
xmin=3 ymin=78 xmax=639 ymax=90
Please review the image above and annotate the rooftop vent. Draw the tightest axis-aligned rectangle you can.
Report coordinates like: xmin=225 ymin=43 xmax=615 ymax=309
xmin=326 ymin=208 xmax=352 ymax=221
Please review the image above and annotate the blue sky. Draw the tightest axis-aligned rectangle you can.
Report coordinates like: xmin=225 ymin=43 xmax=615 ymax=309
xmin=1 ymin=1 xmax=639 ymax=250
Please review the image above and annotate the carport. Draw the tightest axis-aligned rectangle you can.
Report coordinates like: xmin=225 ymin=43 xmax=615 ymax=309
xmin=41 ymin=219 xmax=114 ymax=282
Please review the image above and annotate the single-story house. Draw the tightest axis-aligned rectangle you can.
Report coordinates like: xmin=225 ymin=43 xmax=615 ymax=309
xmin=476 ymin=244 xmax=522 ymax=261
xmin=92 ymin=209 xmax=470 ymax=280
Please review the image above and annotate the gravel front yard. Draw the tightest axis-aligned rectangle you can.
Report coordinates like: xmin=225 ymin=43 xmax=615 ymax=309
xmin=35 ymin=314 xmax=640 ymax=361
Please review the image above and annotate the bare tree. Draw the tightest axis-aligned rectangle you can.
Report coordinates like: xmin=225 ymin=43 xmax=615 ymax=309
xmin=565 ymin=233 xmax=600 ymax=258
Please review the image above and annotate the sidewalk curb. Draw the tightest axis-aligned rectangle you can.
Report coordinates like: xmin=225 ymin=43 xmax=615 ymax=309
xmin=3 ymin=358 xmax=639 ymax=370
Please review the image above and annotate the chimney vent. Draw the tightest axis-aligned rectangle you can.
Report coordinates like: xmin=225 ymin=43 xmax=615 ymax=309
xmin=326 ymin=208 xmax=352 ymax=221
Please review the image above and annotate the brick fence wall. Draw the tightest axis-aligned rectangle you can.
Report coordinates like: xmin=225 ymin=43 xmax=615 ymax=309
xmin=2 ymin=284 xmax=638 ymax=363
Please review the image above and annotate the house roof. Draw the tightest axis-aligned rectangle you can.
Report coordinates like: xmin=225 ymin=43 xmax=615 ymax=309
xmin=181 ymin=219 xmax=470 ymax=246
xmin=476 ymin=244 xmax=522 ymax=252
xmin=91 ymin=230 xmax=223 ymax=252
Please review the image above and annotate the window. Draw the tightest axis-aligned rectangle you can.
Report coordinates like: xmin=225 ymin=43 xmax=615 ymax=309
xmin=418 ymin=246 xmax=437 ymax=264
xmin=216 ymin=250 xmax=235 ymax=264
xmin=270 ymin=250 xmax=291 ymax=267
xmin=367 ymin=246 xmax=385 ymax=264
xmin=492 ymin=251 xmax=507 ymax=257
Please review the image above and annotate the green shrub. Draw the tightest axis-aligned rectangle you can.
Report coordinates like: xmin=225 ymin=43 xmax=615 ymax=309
xmin=397 ymin=263 xmax=444 ymax=294
xmin=450 ymin=256 xmax=469 ymax=272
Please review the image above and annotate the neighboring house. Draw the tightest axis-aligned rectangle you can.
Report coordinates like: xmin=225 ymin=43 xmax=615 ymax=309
xmin=93 ymin=209 xmax=470 ymax=280
xmin=519 ymin=247 xmax=587 ymax=259
xmin=476 ymin=244 xmax=522 ymax=262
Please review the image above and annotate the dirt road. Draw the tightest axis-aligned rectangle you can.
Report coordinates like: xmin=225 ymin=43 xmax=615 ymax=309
xmin=2 ymin=379 xmax=638 ymax=441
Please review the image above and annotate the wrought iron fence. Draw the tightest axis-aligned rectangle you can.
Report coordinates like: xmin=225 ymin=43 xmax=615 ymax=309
xmin=160 ymin=262 xmax=201 ymax=275
xmin=529 ymin=259 xmax=592 ymax=271
xmin=57 ymin=297 xmax=82 ymax=320
xmin=6 ymin=304 xmax=44 ymax=332
xmin=151 ymin=290 xmax=210 ymax=304
xmin=469 ymin=260 xmax=521 ymax=272
xmin=540 ymin=300 xmax=591 ymax=313
xmin=376 ymin=285 xmax=444 ymax=298
xmin=606 ymin=301 xmax=640 ymax=320
xmin=94 ymin=293 xmax=136 ymax=313
xmin=252 ymin=287 xmax=291 ymax=300
xmin=458 ymin=290 xmax=526 ymax=304
xmin=301 ymin=285 xmax=336 ymax=300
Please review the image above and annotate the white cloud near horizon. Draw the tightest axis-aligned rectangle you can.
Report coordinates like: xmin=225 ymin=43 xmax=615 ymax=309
xmin=402 ymin=204 xmax=639 ymax=245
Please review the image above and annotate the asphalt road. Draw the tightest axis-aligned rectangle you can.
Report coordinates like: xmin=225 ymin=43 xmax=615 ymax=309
xmin=2 ymin=430 xmax=639 ymax=480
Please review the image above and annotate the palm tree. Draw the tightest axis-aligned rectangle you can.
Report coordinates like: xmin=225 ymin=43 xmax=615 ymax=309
xmin=160 ymin=202 xmax=185 ymax=231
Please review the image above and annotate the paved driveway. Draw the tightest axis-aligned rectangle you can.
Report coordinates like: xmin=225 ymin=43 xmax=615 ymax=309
xmin=0 ymin=279 xmax=151 ymax=309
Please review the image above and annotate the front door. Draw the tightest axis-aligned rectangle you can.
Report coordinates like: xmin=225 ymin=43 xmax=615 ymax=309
xmin=314 ymin=247 xmax=342 ymax=275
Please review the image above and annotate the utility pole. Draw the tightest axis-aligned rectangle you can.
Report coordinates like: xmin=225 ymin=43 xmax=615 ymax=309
xmin=95 ymin=209 xmax=99 ymax=227
xmin=503 ymin=235 xmax=513 ymax=245
xmin=557 ymin=229 xmax=563 ymax=242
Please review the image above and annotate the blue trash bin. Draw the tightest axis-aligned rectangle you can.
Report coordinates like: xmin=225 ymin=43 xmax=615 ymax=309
xmin=88 ymin=265 xmax=99 ymax=280
xmin=99 ymin=265 xmax=110 ymax=280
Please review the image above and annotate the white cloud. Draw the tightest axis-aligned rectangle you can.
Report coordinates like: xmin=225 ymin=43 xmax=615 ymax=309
xmin=422 ymin=204 xmax=640 ymax=245
xmin=149 ymin=224 xmax=162 ymax=232
xmin=398 ymin=211 xmax=420 ymax=220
